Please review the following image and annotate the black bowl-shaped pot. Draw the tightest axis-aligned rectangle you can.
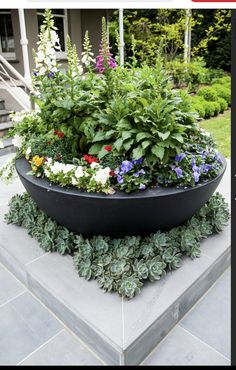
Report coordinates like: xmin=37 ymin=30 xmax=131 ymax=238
xmin=15 ymin=156 xmax=226 ymax=237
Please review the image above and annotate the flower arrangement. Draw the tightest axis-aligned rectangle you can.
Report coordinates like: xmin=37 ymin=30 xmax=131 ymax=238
xmin=0 ymin=9 xmax=224 ymax=194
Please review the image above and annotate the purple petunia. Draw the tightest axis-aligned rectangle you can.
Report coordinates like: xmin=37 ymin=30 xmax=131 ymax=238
xmin=132 ymin=157 xmax=143 ymax=165
xmin=192 ymin=165 xmax=200 ymax=174
xmin=120 ymin=160 xmax=133 ymax=174
xmin=114 ymin=167 xmax=120 ymax=175
xmin=193 ymin=171 xmax=200 ymax=183
xmin=33 ymin=71 xmax=39 ymax=77
xmin=139 ymin=183 xmax=146 ymax=190
xmin=200 ymin=164 xmax=212 ymax=173
xmin=175 ymin=153 xmax=186 ymax=162
xmin=134 ymin=169 xmax=146 ymax=177
xmin=117 ymin=175 xmax=124 ymax=184
xmin=175 ymin=167 xmax=183 ymax=178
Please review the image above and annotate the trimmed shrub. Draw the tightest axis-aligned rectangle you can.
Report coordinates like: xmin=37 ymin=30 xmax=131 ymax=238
xmin=217 ymin=97 xmax=228 ymax=113
xmin=204 ymin=101 xmax=217 ymax=118
xmin=191 ymin=96 xmax=206 ymax=118
xmin=212 ymin=101 xmax=221 ymax=116
xmin=212 ymin=75 xmax=231 ymax=87
xmin=197 ymin=86 xmax=218 ymax=102
xmin=211 ymin=84 xmax=231 ymax=105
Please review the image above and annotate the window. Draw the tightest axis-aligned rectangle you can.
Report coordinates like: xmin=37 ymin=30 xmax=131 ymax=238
xmin=0 ymin=10 xmax=15 ymax=59
xmin=37 ymin=9 xmax=68 ymax=59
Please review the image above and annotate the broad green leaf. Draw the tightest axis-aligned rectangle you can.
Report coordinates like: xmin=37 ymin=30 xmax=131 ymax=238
xmin=132 ymin=146 xmax=144 ymax=160
xmin=141 ymin=140 xmax=151 ymax=149
xmin=123 ymin=139 xmax=134 ymax=151
xmin=157 ymin=131 xmax=170 ymax=140
xmin=122 ymin=131 xmax=132 ymax=140
xmin=136 ymin=132 xmax=152 ymax=142
xmin=92 ymin=131 xmax=107 ymax=142
xmin=114 ymin=138 xmax=123 ymax=152
xmin=172 ymin=133 xmax=184 ymax=143
xmin=88 ymin=142 xmax=104 ymax=155
xmin=151 ymin=145 xmax=165 ymax=160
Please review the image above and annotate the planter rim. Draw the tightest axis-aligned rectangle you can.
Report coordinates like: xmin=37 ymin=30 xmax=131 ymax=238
xmin=16 ymin=154 xmax=226 ymax=201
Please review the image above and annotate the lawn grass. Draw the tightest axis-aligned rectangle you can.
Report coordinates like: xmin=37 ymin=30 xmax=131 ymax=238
xmin=199 ymin=110 xmax=231 ymax=158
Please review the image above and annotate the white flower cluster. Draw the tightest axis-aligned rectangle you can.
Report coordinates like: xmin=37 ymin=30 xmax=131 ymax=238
xmin=34 ymin=30 xmax=60 ymax=76
xmin=43 ymin=159 xmax=112 ymax=193
xmin=10 ymin=110 xmax=38 ymax=124
xmin=12 ymin=134 xmax=23 ymax=149
xmin=81 ymin=31 xmax=95 ymax=68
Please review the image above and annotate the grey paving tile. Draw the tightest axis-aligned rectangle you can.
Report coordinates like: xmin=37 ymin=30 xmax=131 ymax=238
xmin=0 ymin=177 xmax=24 ymax=206
xmin=180 ymin=269 xmax=231 ymax=359
xmin=0 ymin=264 xmax=25 ymax=306
xmin=9 ymin=291 xmax=63 ymax=343
xmin=0 ymin=204 xmax=46 ymax=283
xmin=0 ymin=303 xmax=42 ymax=365
xmin=20 ymin=329 xmax=103 ymax=365
xmin=142 ymin=325 xmax=230 ymax=366
xmin=123 ymin=253 xmax=214 ymax=349
xmin=27 ymin=253 xmax=123 ymax=346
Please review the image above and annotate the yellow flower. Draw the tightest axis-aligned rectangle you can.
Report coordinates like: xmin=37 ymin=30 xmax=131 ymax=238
xmin=32 ymin=165 xmax=38 ymax=172
xmin=32 ymin=155 xmax=44 ymax=167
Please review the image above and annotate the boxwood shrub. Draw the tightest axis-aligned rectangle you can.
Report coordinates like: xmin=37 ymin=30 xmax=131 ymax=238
xmin=211 ymin=84 xmax=231 ymax=105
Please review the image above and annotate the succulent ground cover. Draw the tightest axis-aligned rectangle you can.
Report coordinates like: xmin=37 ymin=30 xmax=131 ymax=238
xmin=5 ymin=192 xmax=229 ymax=299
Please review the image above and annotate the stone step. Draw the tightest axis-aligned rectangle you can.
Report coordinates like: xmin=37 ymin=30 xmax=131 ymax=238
xmin=0 ymin=138 xmax=15 ymax=156
xmin=0 ymin=110 xmax=10 ymax=123
xmin=0 ymin=121 xmax=13 ymax=138
xmin=0 ymin=162 xmax=231 ymax=365
xmin=0 ymin=99 xmax=5 ymax=110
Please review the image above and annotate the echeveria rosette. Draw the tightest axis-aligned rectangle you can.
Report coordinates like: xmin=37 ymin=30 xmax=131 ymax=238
xmin=118 ymin=275 xmax=143 ymax=299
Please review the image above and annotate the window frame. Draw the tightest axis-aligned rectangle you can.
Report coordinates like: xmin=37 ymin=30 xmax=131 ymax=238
xmin=0 ymin=10 xmax=16 ymax=60
xmin=37 ymin=9 xmax=68 ymax=60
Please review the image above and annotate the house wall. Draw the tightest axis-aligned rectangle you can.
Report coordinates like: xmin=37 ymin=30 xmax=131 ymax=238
xmin=1 ymin=9 xmax=109 ymax=78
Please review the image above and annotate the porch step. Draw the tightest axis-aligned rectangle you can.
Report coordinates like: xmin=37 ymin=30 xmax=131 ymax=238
xmin=0 ymin=160 xmax=230 ymax=365
xmin=0 ymin=138 xmax=15 ymax=156
xmin=0 ymin=110 xmax=10 ymax=123
xmin=0 ymin=121 xmax=13 ymax=138
xmin=0 ymin=99 xmax=5 ymax=110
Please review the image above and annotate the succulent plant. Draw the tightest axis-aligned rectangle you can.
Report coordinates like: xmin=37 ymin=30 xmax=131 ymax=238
xmin=97 ymin=275 xmax=114 ymax=292
xmin=110 ymin=259 xmax=130 ymax=276
xmin=141 ymin=243 xmax=155 ymax=258
xmin=133 ymin=259 xmax=149 ymax=279
xmin=148 ymin=257 xmax=166 ymax=282
xmin=162 ymin=247 xmax=182 ymax=270
xmin=77 ymin=259 xmax=92 ymax=280
xmin=151 ymin=231 xmax=169 ymax=250
xmin=118 ymin=275 xmax=143 ymax=299
xmin=91 ymin=235 xmax=109 ymax=254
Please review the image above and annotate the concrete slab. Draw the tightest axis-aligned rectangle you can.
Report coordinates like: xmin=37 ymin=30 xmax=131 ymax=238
xmin=180 ymin=269 xmax=231 ymax=359
xmin=0 ymin=264 xmax=26 ymax=306
xmin=142 ymin=325 xmax=230 ymax=366
xmin=20 ymin=329 xmax=103 ymax=365
xmin=0 ymin=292 xmax=62 ymax=365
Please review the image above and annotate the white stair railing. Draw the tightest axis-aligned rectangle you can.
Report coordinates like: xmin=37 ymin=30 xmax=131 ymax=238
xmin=0 ymin=55 xmax=35 ymax=110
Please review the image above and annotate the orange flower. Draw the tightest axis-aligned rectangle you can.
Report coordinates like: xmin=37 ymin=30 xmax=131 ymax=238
xmin=32 ymin=155 xmax=44 ymax=167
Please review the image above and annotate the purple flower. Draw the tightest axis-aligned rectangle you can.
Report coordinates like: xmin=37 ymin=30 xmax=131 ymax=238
xmin=193 ymin=171 xmax=200 ymax=183
xmin=120 ymin=160 xmax=133 ymax=174
xmin=132 ymin=157 xmax=143 ymax=165
xmin=191 ymin=158 xmax=196 ymax=168
xmin=175 ymin=167 xmax=183 ymax=178
xmin=117 ymin=175 xmax=124 ymax=184
xmin=192 ymin=165 xmax=200 ymax=173
xmin=175 ymin=153 xmax=186 ymax=162
xmin=96 ymin=46 xmax=117 ymax=73
xmin=170 ymin=164 xmax=176 ymax=170
xmin=47 ymin=72 xmax=55 ymax=78
xmin=134 ymin=169 xmax=145 ymax=177
xmin=114 ymin=167 xmax=120 ymax=175
xmin=33 ymin=71 xmax=39 ymax=77
xmin=200 ymin=164 xmax=212 ymax=173
xmin=139 ymin=184 xmax=146 ymax=190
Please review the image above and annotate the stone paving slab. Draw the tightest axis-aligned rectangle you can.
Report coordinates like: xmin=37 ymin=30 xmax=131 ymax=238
xmin=142 ymin=325 xmax=230 ymax=366
xmin=0 ymin=158 xmax=231 ymax=365
xmin=20 ymin=329 xmax=103 ymax=366
xmin=0 ymin=264 xmax=26 ymax=306
xmin=180 ymin=269 xmax=231 ymax=359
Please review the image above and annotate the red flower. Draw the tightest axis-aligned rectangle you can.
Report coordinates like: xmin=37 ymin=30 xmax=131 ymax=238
xmin=109 ymin=170 xmax=115 ymax=177
xmin=54 ymin=130 xmax=65 ymax=139
xmin=83 ymin=154 xmax=99 ymax=164
xmin=104 ymin=145 xmax=112 ymax=152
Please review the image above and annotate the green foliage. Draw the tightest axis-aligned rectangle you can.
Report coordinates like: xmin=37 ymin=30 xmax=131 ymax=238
xmin=217 ymin=98 xmax=228 ymax=113
xmin=5 ymin=192 xmax=229 ymax=299
xmin=197 ymin=87 xmax=218 ymax=102
xmin=211 ymin=84 xmax=231 ymax=105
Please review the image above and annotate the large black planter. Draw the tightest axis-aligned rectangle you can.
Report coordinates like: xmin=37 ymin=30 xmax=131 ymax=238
xmin=15 ymin=156 xmax=226 ymax=237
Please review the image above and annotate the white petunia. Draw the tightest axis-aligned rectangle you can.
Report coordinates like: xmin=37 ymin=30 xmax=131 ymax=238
xmin=90 ymin=162 xmax=99 ymax=169
xmin=12 ymin=134 xmax=23 ymax=148
xmin=26 ymin=147 xmax=31 ymax=155
xmin=92 ymin=167 xmax=111 ymax=185
xmin=50 ymin=161 xmax=65 ymax=174
xmin=75 ymin=166 xmax=84 ymax=178
xmin=71 ymin=177 xmax=78 ymax=186
xmin=44 ymin=169 xmax=51 ymax=177
xmin=62 ymin=164 xmax=75 ymax=174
